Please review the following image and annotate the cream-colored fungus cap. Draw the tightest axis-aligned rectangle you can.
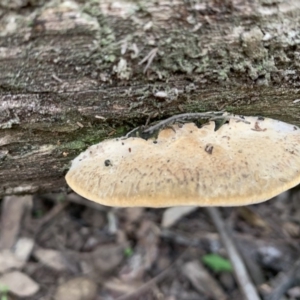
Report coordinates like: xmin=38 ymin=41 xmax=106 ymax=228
xmin=65 ymin=115 xmax=300 ymax=207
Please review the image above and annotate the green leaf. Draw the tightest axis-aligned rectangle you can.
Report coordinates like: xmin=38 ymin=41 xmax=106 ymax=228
xmin=124 ymin=247 xmax=134 ymax=257
xmin=202 ymin=254 xmax=233 ymax=273
xmin=0 ymin=284 xmax=8 ymax=300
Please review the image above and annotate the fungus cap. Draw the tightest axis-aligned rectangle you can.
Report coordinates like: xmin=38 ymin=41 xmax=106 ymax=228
xmin=65 ymin=115 xmax=300 ymax=207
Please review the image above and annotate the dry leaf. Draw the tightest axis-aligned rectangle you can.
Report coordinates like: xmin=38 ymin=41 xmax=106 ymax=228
xmin=104 ymin=277 xmax=141 ymax=294
xmin=120 ymin=220 xmax=160 ymax=281
xmin=288 ymin=286 xmax=300 ymax=298
xmin=123 ymin=207 xmax=145 ymax=223
xmin=14 ymin=237 xmax=34 ymax=262
xmin=162 ymin=206 xmax=198 ymax=228
xmin=238 ymin=207 xmax=270 ymax=230
xmin=54 ymin=277 xmax=97 ymax=300
xmin=81 ymin=244 xmax=124 ymax=275
xmin=182 ymin=260 xmax=227 ymax=300
xmin=283 ymin=222 xmax=300 ymax=237
xmin=34 ymin=248 xmax=69 ymax=271
xmin=136 ymin=220 xmax=160 ymax=270
xmin=0 ymin=195 xmax=32 ymax=249
xmin=0 ymin=250 xmax=25 ymax=273
xmin=0 ymin=271 xmax=39 ymax=297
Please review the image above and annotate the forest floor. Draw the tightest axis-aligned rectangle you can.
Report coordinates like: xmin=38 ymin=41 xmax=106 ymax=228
xmin=1 ymin=187 xmax=300 ymax=300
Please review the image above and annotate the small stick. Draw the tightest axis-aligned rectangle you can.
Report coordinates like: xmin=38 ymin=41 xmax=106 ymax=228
xmin=125 ymin=112 xmax=216 ymax=138
xmin=116 ymin=264 xmax=171 ymax=300
xmin=125 ymin=112 xmax=250 ymax=138
xmin=139 ymin=48 xmax=158 ymax=73
xmin=122 ymin=111 xmax=250 ymax=139
xmin=124 ymin=126 xmax=142 ymax=138
xmin=206 ymin=207 xmax=261 ymax=300
xmin=142 ymin=112 xmax=225 ymax=135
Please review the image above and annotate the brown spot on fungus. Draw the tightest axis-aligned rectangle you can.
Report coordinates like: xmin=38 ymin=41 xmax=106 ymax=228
xmin=205 ymin=144 xmax=214 ymax=155
xmin=66 ymin=114 xmax=300 ymax=207
xmin=104 ymin=160 xmax=112 ymax=167
xmin=252 ymin=121 xmax=267 ymax=132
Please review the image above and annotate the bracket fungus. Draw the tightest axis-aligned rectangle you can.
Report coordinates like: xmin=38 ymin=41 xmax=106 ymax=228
xmin=65 ymin=112 xmax=300 ymax=207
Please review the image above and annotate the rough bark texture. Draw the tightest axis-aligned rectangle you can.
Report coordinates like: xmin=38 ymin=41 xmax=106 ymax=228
xmin=1 ymin=0 xmax=300 ymax=196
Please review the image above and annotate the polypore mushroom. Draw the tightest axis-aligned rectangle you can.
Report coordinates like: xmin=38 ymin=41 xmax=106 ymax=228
xmin=65 ymin=113 xmax=300 ymax=207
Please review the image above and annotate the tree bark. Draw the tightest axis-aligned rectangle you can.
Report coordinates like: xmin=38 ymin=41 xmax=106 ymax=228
xmin=1 ymin=0 xmax=300 ymax=196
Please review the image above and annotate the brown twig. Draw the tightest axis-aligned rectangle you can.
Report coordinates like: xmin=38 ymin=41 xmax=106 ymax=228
xmin=34 ymin=202 xmax=69 ymax=238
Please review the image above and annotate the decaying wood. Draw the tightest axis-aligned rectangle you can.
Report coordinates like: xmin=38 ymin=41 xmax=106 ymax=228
xmin=1 ymin=0 xmax=300 ymax=196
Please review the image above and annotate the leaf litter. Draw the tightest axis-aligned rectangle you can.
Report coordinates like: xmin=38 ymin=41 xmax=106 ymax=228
xmin=0 ymin=190 xmax=299 ymax=299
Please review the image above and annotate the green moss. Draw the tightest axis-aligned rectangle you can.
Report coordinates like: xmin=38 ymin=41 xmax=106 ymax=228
xmin=59 ymin=140 xmax=86 ymax=150
xmin=114 ymin=126 xmax=129 ymax=136
xmin=224 ymin=106 xmax=235 ymax=112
